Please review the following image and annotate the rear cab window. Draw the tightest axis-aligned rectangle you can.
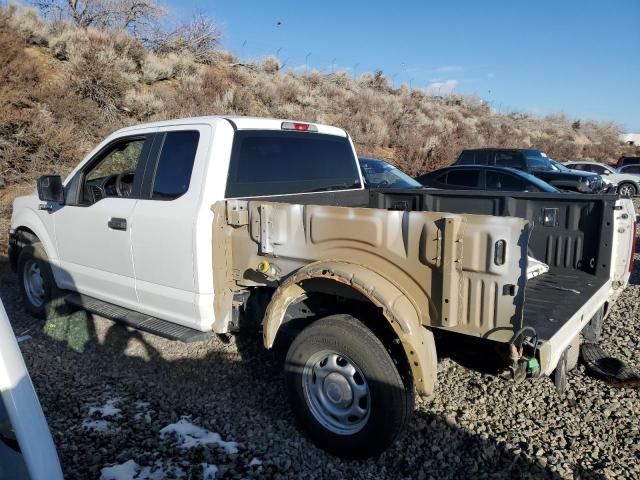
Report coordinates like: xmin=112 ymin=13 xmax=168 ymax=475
xmin=225 ymin=131 xmax=361 ymax=197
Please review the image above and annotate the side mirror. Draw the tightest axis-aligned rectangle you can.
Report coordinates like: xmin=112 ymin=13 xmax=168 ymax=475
xmin=37 ymin=175 xmax=64 ymax=203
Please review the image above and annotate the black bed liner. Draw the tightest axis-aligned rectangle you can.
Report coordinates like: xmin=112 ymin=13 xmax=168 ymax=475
xmin=523 ymin=269 xmax=606 ymax=340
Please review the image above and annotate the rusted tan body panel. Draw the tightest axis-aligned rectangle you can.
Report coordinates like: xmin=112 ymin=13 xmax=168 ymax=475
xmin=212 ymin=200 xmax=529 ymax=394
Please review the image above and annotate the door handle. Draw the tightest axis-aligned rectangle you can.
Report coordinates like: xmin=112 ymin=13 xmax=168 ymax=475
xmin=108 ymin=218 xmax=127 ymax=231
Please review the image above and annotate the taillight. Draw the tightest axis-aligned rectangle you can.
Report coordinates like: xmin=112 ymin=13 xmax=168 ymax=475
xmin=281 ymin=121 xmax=318 ymax=132
xmin=629 ymin=221 xmax=637 ymax=272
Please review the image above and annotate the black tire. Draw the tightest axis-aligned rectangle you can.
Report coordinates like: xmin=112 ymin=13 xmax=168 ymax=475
xmin=17 ymin=242 xmax=58 ymax=318
xmin=618 ymin=182 xmax=637 ymax=197
xmin=285 ymin=314 xmax=413 ymax=459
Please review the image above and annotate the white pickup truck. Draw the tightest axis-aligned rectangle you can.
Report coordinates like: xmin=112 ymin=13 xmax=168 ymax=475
xmin=9 ymin=116 xmax=636 ymax=458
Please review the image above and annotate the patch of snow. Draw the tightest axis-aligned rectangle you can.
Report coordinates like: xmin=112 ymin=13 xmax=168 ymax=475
xmin=90 ymin=399 xmax=122 ymax=418
xmin=82 ymin=419 xmax=111 ymax=432
xmin=134 ymin=401 xmax=150 ymax=410
xmin=100 ymin=460 xmax=184 ymax=480
xmin=160 ymin=417 xmax=238 ymax=454
xmin=249 ymin=458 xmax=262 ymax=467
xmin=201 ymin=463 xmax=218 ymax=480
xmin=100 ymin=460 xmax=139 ymax=480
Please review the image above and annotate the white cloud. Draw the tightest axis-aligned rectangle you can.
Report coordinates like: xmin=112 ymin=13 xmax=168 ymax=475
xmin=424 ymin=79 xmax=458 ymax=95
xmin=435 ymin=65 xmax=464 ymax=73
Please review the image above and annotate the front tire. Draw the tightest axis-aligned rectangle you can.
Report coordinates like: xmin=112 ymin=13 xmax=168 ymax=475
xmin=618 ymin=182 xmax=637 ymax=197
xmin=17 ymin=242 xmax=58 ymax=318
xmin=285 ymin=314 xmax=413 ymax=459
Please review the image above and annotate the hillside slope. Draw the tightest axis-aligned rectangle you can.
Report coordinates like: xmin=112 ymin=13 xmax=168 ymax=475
xmin=0 ymin=4 xmax=635 ymax=191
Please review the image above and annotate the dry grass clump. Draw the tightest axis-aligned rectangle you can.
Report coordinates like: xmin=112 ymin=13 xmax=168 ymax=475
xmin=0 ymin=3 xmax=634 ymax=193
xmin=4 ymin=3 xmax=49 ymax=45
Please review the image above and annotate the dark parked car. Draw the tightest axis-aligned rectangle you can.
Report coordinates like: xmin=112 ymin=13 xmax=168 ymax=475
xmin=454 ymin=148 xmax=604 ymax=193
xmin=616 ymin=156 xmax=640 ymax=168
xmin=416 ymin=165 xmax=559 ymax=193
xmin=358 ymin=157 xmax=423 ymax=189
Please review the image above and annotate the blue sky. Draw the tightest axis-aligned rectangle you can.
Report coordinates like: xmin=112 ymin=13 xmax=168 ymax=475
xmin=166 ymin=0 xmax=639 ymax=131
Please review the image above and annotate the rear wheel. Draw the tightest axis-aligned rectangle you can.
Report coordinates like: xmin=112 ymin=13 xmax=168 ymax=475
xmin=17 ymin=243 xmax=58 ymax=318
xmin=618 ymin=182 xmax=637 ymax=197
xmin=285 ymin=314 xmax=413 ymax=459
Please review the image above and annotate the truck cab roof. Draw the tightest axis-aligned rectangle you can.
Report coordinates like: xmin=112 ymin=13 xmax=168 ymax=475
xmin=112 ymin=116 xmax=348 ymax=138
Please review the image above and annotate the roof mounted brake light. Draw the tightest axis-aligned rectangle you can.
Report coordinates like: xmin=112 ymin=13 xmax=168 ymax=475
xmin=281 ymin=122 xmax=318 ymax=132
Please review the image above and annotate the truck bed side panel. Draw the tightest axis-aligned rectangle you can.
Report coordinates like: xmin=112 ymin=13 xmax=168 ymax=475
xmin=217 ymin=201 xmax=529 ymax=340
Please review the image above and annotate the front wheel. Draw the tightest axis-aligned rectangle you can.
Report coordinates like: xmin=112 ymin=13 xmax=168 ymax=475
xmin=17 ymin=242 xmax=58 ymax=318
xmin=285 ymin=314 xmax=413 ymax=459
xmin=618 ymin=182 xmax=637 ymax=197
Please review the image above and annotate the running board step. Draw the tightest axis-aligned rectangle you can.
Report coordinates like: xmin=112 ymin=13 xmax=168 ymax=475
xmin=65 ymin=293 xmax=211 ymax=343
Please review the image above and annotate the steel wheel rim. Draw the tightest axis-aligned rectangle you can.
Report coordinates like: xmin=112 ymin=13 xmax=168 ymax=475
xmin=23 ymin=260 xmax=45 ymax=308
xmin=619 ymin=184 xmax=634 ymax=197
xmin=302 ymin=350 xmax=370 ymax=435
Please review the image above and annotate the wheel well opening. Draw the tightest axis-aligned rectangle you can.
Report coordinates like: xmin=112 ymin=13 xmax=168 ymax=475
xmin=272 ymin=278 xmax=413 ymax=388
xmin=9 ymin=227 xmax=40 ymax=271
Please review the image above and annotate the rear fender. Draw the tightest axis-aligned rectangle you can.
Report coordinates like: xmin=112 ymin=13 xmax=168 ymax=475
xmin=262 ymin=261 xmax=438 ymax=396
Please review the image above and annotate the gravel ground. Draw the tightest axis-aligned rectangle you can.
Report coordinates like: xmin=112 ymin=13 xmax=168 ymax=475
xmin=1 ymin=200 xmax=639 ymax=480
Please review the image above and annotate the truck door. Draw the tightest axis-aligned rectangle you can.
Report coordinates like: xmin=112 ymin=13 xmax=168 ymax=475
xmin=53 ymin=135 xmax=154 ymax=309
xmin=129 ymin=127 xmax=209 ymax=329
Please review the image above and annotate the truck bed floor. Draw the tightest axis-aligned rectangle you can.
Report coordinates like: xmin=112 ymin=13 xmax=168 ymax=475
xmin=523 ymin=270 xmax=606 ymax=341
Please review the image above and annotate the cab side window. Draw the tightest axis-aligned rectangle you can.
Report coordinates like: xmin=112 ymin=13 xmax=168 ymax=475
xmin=151 ymin=131 xmax=200 ymax=200
xmin=585 ymin=164 xmax=607 ymax=174
xmin=82 ymin=138 xmax=146 ymax=204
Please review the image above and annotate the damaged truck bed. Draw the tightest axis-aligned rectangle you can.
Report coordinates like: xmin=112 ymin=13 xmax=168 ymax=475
xmin=215 ymin=189 xmax=633 ymax=388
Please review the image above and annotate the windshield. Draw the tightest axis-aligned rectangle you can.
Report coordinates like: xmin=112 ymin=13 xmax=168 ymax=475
xmin=523 ymin=149 xmax=553 ymax=171
xmin=225 ymin=130 xmax=362 ymax=197
xmin=359 ymin=158 xmax=422 ymax=189
xmin=549 ymin=160 xmax=571 ymax=172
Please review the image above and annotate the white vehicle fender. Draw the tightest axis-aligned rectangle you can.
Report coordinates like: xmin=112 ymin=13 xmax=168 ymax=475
xmin=11 ymin=206 xmax=58 ymax=262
